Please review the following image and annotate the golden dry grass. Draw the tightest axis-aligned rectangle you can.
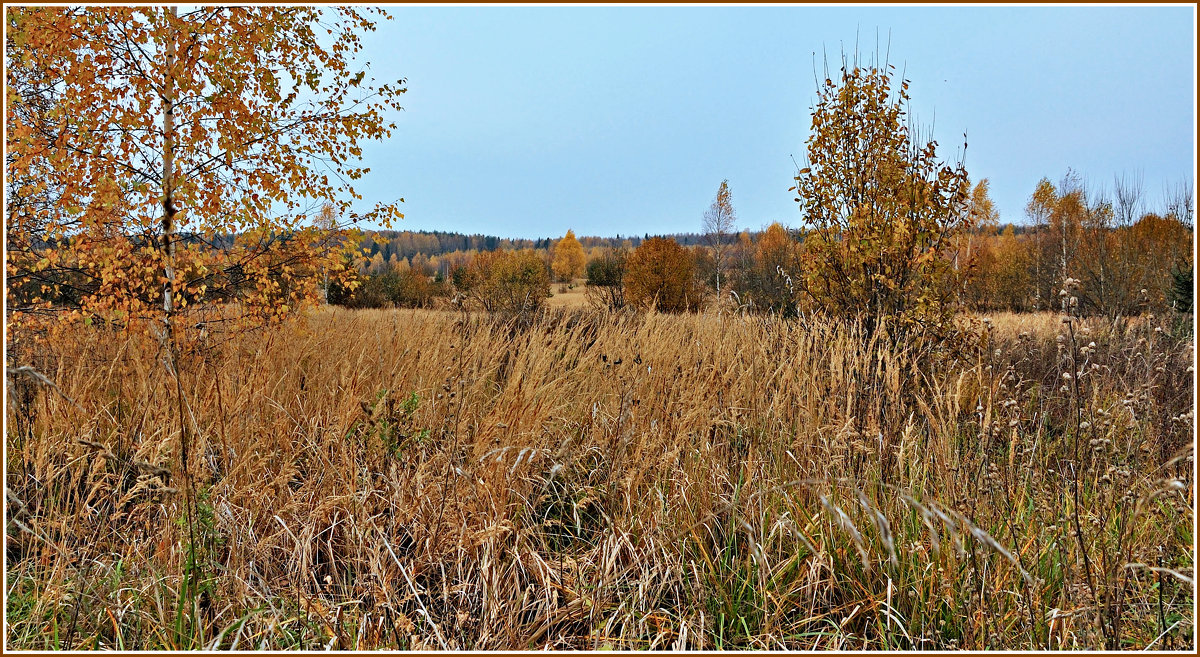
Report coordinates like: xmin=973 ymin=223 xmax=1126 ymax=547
xmin=544 ymin=281 xmax=590 ymax=309
xmin=5 ymin=307 xmax=1194 ymax=650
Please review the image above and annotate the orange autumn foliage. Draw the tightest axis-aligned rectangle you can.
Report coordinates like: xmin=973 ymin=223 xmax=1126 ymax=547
xmin=5 ymin=6 xmax=405 ymax=339
xmin=624 ymin=237 xmax=700 ymax=313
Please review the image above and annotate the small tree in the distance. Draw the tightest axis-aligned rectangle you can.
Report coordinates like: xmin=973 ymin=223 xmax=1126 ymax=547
xmin=624 ymin=237 xmax=700 ymax=312
xmin=1170 ymin=265 xmax=1193 ymax=313
xmin=744 ymin=222 xmax=801 ymax=316
xmin=703 ymin=179 xmax=738 ymax=296
xmin=584 ymin=247 xmax=628 ymax=310
xmin=551 ymin=229 xmax=586 ymax=282
xmin=466 ymin=250 xmax=550 ymax=314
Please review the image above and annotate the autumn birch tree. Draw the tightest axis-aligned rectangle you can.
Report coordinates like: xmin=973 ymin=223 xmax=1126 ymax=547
xmin=702 ymin=179 xmax=737 ymax=297
xmin=6 ymin=6 xmax=405 ymax=332
xmin=551 ymin=229 xmax=586 ymax=282
xmin=5 ymin=5 xmax=405 ymax=605
xmin=1025 ymin=178 xmax=1057 ymax=311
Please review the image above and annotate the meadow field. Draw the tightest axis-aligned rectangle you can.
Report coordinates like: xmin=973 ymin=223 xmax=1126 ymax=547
xmin=4 ymin=307 xmax=1193 ymax=650
xmin=6 ymin=3 xmax=1196 ymax=652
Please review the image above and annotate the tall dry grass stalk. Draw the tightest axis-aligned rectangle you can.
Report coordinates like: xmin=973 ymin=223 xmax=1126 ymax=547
xmin=5 ymin=306 xmax=1194 ymax=649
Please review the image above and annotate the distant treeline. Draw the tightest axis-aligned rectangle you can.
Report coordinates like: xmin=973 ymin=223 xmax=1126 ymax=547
xmin=337 ymin=170 xmax=1192 ymax=319
xmin=350 ymin=221 xmax=1047 ymax=284
xmin=354 ymin=229 xmax=755 ymax=263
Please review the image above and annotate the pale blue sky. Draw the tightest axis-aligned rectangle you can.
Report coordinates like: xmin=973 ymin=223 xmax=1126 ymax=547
xmin=352 ymin=5 xmax=1195 ymax=239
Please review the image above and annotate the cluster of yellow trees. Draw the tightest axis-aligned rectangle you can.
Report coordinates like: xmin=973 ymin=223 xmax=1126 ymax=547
xmin=963 ymin=173 xmax=1192 ymax=315
xmin=575 ymin=180 xmax=1191 ymax=320
xmin=334 ymin=231 xmax=590 ymax=313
